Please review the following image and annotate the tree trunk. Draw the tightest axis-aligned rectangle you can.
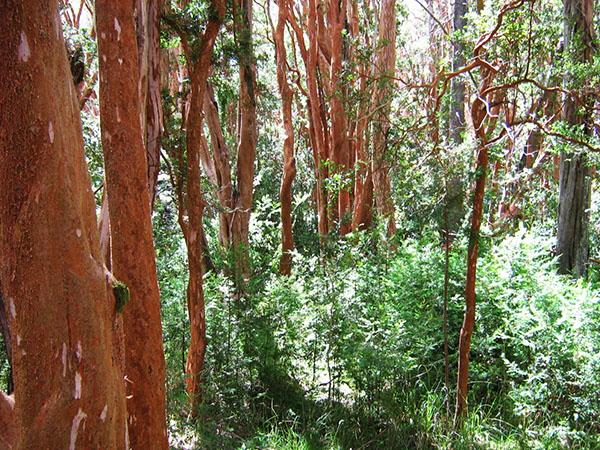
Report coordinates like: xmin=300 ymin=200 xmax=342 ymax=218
xmin=307 ymin=0 xmax=330 ymax=236
xmin=556 ymin=0 xmax=594 ymax=277
xmin=147 ymin=0 xmax=164 ymax=207
xmin=274 ymin=0 xmax=297 ymax=275
xmin=165 ymin=1 xmax=224 ymax=415
xmin=444 ymin=0 xmax=468 ymax=241
xmin=96 ymin=0 xmax=169 ymax=447
xmin=0 ymin=1 xmax=128 ymax=447
xmin=372 ymin=0 xmax=397 ymax=238
xmin=231 ymin=0 xmax=258 ymax=281
xmin=455 ymin=66 xmax=501 ymax=423
xmin=328 ymin=0 xmax=352 ymax=234
xmin=449 ymin=0 xmax=467 ymax=144
xmin=203 ymin=84 xmax=235 ymax=248
xmin=0 ymin=391 xmax=16 ymax=450
xmin=133 ymin=0 xmax=163 ymax=207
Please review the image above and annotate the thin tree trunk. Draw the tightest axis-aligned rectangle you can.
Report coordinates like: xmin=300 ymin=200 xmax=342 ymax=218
xmin=454 ymin=120 xmax=488 ymax=425
xmin=454 ymin=66 xmax=501 ymax=423
xmin=96 ymin=0 xmax=169 ymax=447
xmin=165 ymin=1 xmax=224 ymax=415
xmin=203 ymin=84 xmax=234 ymax=248
xmin=444 ymin=0 xmax=468 ymax=241
xmin=449 ymin=0 xmax=467 ymax=144
xmin=556 ymin=0 xmax=594 ymax=277
xmin=0 ymin=1 xmax=128 ymax=447
xmin=274 ymin=0 xmax=297 ymax=275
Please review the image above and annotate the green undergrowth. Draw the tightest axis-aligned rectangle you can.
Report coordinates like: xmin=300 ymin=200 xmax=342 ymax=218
xmin=161 ymin=226 xmax=600 ymax=449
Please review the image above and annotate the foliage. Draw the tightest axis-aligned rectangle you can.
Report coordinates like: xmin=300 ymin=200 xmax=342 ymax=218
xmin=113 ymin=280 xmax=130 ymax=314
xmin=160 ymin=214 xmax=600 ymax=448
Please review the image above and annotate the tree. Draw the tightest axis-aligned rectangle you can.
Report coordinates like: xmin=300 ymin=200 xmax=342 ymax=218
xmin=287 ymin=0 xmax=330 ymax=236
xmin=133 ymin=0 xmax=164 ymax=207
xmin=445 ymin=0 xmax=468 ymax=240
xmin=328 ymin=0 xmax=353 ymax=234
xmin=163 ymin=0 xmax=225 ymax=415
xmin=96 ymin=0 xmax=169 ymax=447
xmin=372 ymin=0 xmax=398 ymax=238
xmin=273 ymin=0 xmax=297 ymax=275
xmin=556 ymin=0 xmax=595 ymax=277
xmin=0 ymin=1 xmax=128 ymax=447
xmin=231 ymin=0 xmax=258 ymax=279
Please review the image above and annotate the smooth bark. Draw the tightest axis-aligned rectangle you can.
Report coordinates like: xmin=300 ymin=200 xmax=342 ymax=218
xmin=0 ymin=391 xmax=16 ymax=449
xmin=0 ymin=1 xmax=128 ymax=447
xmin=0 ymin=277 xmax=13 ymax=395
xmin=96 ymin=0 xmax=169 ymax=447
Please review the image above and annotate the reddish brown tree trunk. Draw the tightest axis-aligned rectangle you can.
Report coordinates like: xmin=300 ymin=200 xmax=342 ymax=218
xmin=454 ymin=140 xmax=487 ymax=423
xmin=96 ymin=0 xmax=169 ymax=447
xmin=349 ymin=2 xmax=373 ymax=232
xmin=0 ymin=391 xmax=16 ymax=449
xmin=328 ymin=0 xmax=352 ymax=234
xmin=307 ymin=0 xmax=330 ymax=236
xmin=274 ymin=0 xmax=297 ymax=275
xmin=0 ymin=1 xmax=128 ymax=447
xmin=455 ymin=66 xmax=501 ymax=423
xmin=166 ymin=0 xmax=224 ymax=415
xmin=203 ymin=84 xmax=234 ymax=248
xmin=146 ymin=0 xmax=164 ymax=206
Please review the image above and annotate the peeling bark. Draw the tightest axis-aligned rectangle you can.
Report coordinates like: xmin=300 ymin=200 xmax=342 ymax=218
xmin=307 ymin=0 xmax=330 ymax=236
xmin=96 ymin=0 xmax=168 ymax=447
xmin=134 ymin=0 xmax=164 ymax=207
xmin=203 ymin=84 xmax=234 ymax=248
xmin=0 ymin=1 xmax=128 ymax=447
